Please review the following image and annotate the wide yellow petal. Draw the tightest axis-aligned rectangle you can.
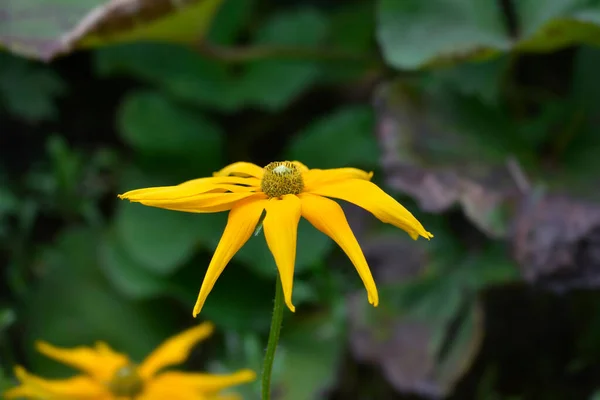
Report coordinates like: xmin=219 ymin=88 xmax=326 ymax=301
xmin=193 ymin=197 xmax=268 ymax=317
xmin=308 ymin=179 xmax=433 ymax=240
xmin=214 ymin=162 xmax=265 ymax=179
xmin=291 ymin=160 xmax=309 ymax=172
xmin=4 ymin=366 xmax=107 ymax=399
xmin=136 ymin=192 xmax=260 ymax=213
xmin=36 ymin=341 xmax=129 ymax=383
xmin=148 ymin=369 xmax=255 ymax=394
xmin=263 ymin=195 xmax=301 ymax=312
xmin=299 ymin=194 xmax=379 ymax=306
xmin=119 ymin=176 xmax=259 ymax=201
xmin=139 ymin=322 xmax=214 ymax=379
xmin=303 ymin=168 xmax=373 ymax=190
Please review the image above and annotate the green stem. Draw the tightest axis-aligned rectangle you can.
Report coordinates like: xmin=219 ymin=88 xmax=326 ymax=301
xmin=261 ymin=276 xmax=285 ymax=400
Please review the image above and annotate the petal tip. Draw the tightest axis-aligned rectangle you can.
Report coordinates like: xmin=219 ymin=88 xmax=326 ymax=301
xmin=286 ymin=302 xmax=296 ymax=313
xmin=240 ymin=369 xmax=258 ymax=382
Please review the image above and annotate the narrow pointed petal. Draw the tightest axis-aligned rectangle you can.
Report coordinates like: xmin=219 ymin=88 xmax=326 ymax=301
xmin=303 ymin=168 xmax=373 ymax=190
xmin=119 ymin=176 xmax=259 ymax=201
xmin=4 ymin=367 xmax=107 ymax=399
xmin=299 ymin=194 xmax=379 ymax=306
xmin=214 ymin=162 xmax=265 ymax=178
xmin=148 ymin=370 xmax=256 ymax=393
xmin=36 ymin=341 xmax=129 ymax=382
xmin=309 ymin=179 xmax=433 ymax=240
xmin=137 ymin=192 xmax=262 ymax=213
xmin=193 ymin=198 xmax=268 ymax=317
xmin=139 ymin=322 xmax=214 ymax=379
xmin=263 ymin=195 xmax=301 ymax=312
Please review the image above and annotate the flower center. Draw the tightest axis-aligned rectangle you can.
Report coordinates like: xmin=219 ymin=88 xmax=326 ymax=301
xmin=109 ymin=364 xmax=144 ymax=397
xmin=261 ymin=161 xmax=304 ymax=198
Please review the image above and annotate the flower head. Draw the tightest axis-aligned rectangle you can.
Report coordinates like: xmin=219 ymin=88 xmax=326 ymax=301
xmin=4 ymin=322 xmax=255 ymax=400
xmin=119 ymin=161 xmax=433 ymax=316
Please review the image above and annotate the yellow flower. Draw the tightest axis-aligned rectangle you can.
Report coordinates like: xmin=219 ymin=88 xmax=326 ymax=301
xmin=119 ymin=161 xmax=433 ymax=317
xmin=4 ymin=322 xmax=255 ymax=400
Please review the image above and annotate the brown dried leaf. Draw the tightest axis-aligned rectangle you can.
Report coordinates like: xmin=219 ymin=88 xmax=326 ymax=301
xmin=512 ymin=192 xmax=600 ymax=290
xmin=374 ymin=81 xmax=517 ymax=238
xmin=348 ymin=294 xmax=484 ymax=398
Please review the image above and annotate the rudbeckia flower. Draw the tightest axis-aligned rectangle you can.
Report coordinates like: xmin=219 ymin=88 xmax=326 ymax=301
xmin=119 ymin=161 xmax=433 ymax=317
xmin=4 ymin=322 xmax=255 ymax=400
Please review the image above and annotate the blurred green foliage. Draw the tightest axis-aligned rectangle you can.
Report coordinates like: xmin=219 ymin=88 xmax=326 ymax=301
xmin=3 ymin=0 xmax=600 ymax=399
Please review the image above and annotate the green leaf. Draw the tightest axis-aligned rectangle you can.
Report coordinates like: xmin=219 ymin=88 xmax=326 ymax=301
xmin=114 ymin=203 xmax=214 ymax=275
xmin=277 ymin=313 xmax=344 ymax=400
xmin=174 ymin=260 xmax=274 ymax=332
xmin=206 ymin=0 xmax=255 ymax=45
xmin=425 ymin=56 xmax=510 ymax=105
xmin=98 ymin=230 xmax=175 ymax=300
xmin=95 ymin=43 xmax=242 ymax=111
xmin=236 ymin=218 xmax=333 ymax=280
xmin=287 ymin=106 xmax=379 ymax=169
xmin=320 ymin=2 xmax=375 ymax=84
xmin=515 ymin=0 xmax=600 ymax=52
xmin=24 ymin=228 xmax=174 ymax=375
xmin=0 ymin=52 xmax=65 ymax=122
xmin=237 ymin=8 xmax=328 ymax=110
xmin=0 ymin=0 xmax=223 ymax=61
xmin=376 ymin=0 xmax=509 ymax=69
xmin=117 ymin=90 xmax=224 ymax=170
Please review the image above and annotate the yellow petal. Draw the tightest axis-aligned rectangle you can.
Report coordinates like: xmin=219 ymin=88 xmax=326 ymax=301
xmin=263 ymin=195 xmax=301 ymax=312
xmin=299 ymin=194 xmax=378 ymax=306
xmin=139 ymin=322 xmax=214 ymax=379
xmin=36 ymin=341 xmax=129 ymax=383
xmin=193 ymin=197 xmax=268 ymax=317
xmin=309 ymin=179 xmax=433 ymax=240
xmin=291 ymin=160 xmax=309 ymax=172
xmin=119 ymin=176 xmax=259 ymax=201
xmin=303 ymin=168 xmax=373 ymax=190
xmin=137 ymin=192 xmax=261 ymax=213
xmin=148 ymin=369 xmax=256 ymax=394
xmin=214 ymin=162 xmax=265 ymax=179
xmin=4 ymin=366 xmax=107 ymax=399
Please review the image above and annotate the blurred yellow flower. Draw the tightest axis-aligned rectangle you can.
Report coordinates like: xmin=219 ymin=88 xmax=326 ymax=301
xmin=119 ymin=161 xmax=433 ymax=317
xmin=4 ymin=322 xmax=255 ymax=400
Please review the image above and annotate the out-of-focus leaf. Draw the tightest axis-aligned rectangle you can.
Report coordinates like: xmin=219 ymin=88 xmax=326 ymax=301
xmin=0 ymin=0 xmax=223 ymax=61
xmin=206 ymin=0 xmax=254 ymax=45
xmin=237 ymin=8 xmax=328 ymax=110
xmin=25 ymin=229 xmax=173 ymax=375
xmin=0 ymin=308 xmax=16 ymax=332
xmin=348 ymin=239 xmax=516 ymax=397
xmin=0 ymin=186 xmax=17 ymax=217
xmin=425 ymin=56 xmax=510 ymax=105
xmin=171 ymin=258 xmax=274 ymax=332
xmin=374 ymin=81 xmax=518 ymax=238
xmin=515 ymin=0 xmax=600 ymax=52
xmin=236 ymin=218 xmax=333 ymax=281
xmin=376 ymin=0 xmax=600 ymax=70
xmin=287 ymin=106 xmax=379 ymax=169
xmin=376 ymin=0 xmax=508 ymax=69
xmin=0 ymin=53 xmax=65 ymax=123
xmin=320 ymin=2 xmax=375 ymax=84
xmin=96 ymin=43 xmax=241 ymax=111
xmin=512 ymin=193 xmax=600 ymax=291
xmin=117 ymin=91 xmax=223 ymax=171
xmin=277 ymin=312 xmax=345 ymax=400
xmin=98 ymin=231 xmax=176 ymax=299
xmin=590 ymin=391 xmax=600 ymax=400
xmin=114 ymin=202 xmax=214 ymax=275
